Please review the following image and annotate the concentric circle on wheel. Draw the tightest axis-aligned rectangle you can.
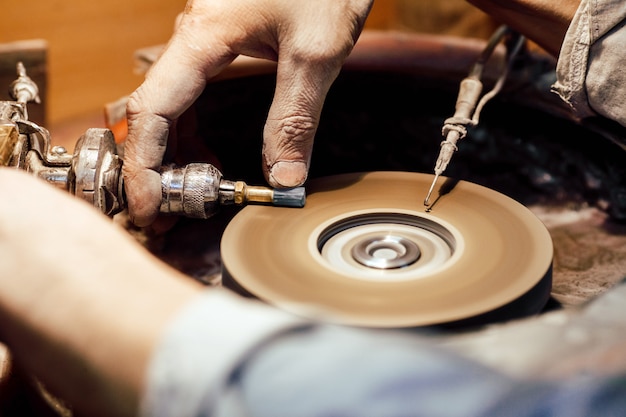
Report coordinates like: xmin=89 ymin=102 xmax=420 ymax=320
xmin=316 ymin=211 xmax=460 ymax=281
xmin=221 ymin=171 xmax=553 ymax=328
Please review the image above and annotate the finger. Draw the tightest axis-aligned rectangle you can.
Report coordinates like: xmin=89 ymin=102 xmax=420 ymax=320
xmin=124 ymin=17 xmax=237 ymax=226
xmin=260 ymin=0 xmax=372 ymax=188
xmin=262 ymin=48 xmax=348 ymax=188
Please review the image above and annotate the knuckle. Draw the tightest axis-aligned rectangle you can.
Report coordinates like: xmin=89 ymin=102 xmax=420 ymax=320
xmin=276 ymin=114 xmax=317 ymax=146
xmin=266 ymin=114 xmax=317 ymax=160
xmin=293 ymin=40 xmax=352 ymax=70
xmin=125 ymin=89 xmax=146 ymax=119
xmin=280 ymin=114 xmax=316 ymax=138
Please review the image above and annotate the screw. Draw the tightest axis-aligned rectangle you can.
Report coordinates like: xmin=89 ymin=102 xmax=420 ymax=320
xmin=51 ymin=146 xmax=67 ymax=155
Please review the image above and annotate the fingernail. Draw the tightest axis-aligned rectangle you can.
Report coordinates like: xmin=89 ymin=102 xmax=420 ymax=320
xmin=269 ymin=161 xmax=308 ymax=188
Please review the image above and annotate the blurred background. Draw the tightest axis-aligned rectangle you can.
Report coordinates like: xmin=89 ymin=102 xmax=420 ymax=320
xmin=3 ymin=0 xmax=187 ymax=130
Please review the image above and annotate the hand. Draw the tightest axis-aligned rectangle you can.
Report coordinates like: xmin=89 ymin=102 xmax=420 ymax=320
xmin=123 ymin=0 xmax=374 ymax=226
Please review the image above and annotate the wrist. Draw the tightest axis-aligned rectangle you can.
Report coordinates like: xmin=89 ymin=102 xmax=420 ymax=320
xmin=465 ymin=0 xmax=580 ymax=55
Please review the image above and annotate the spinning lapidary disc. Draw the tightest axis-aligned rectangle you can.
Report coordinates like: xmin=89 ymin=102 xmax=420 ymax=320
xmin=221 ymin=171 xmax=553 ymax=328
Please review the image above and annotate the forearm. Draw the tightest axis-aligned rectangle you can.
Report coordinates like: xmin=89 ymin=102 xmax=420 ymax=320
xmin=465 ymin=0 xmax=580 ymax=56
xmin=0 ymin=263 xmax=201 ymax=417
xmin=0 ymin=169 xmax=203 ymax=417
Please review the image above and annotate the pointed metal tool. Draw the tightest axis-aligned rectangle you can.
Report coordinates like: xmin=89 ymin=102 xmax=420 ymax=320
xmin=424 ymin=26 xmax=525 ymax=208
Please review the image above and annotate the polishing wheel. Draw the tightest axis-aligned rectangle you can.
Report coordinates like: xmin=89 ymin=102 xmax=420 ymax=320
xmin=221 ymin=171 xmax=553 ymax=328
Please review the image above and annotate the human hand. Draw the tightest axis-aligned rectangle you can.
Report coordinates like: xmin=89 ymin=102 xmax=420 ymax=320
xmin=123 ymin=0 xmax=374 ymax=227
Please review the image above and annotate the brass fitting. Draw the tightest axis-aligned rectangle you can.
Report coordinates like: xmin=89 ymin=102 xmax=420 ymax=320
xmin=234 ymin=181 xmax=273 ymax=205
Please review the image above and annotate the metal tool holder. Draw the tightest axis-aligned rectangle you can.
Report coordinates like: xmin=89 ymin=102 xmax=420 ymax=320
xmin=0 ymin=64 xmax=305 ymax=218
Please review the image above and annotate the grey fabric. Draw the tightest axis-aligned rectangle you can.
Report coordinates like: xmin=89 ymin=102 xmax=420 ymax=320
xmin=144 ymin=309 xmax=626 ymax=417
xmin=553 ymin=0 xmax=626 ymax=127
xmin=139 ymin=289 xmax=306 ymax=417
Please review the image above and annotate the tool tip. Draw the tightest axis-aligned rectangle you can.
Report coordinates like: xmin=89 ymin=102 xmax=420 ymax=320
xmin=272 ymin=187 xmax=306 ymax=208
xmin=423 ymin=175 xmax=439 ymax=207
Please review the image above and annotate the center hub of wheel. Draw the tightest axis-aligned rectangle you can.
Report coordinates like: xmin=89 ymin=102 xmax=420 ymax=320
xmin=316 ymin=212 xmax=458 ymax=282
xmin=352 ymin=235 xmax=421 ymax=269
